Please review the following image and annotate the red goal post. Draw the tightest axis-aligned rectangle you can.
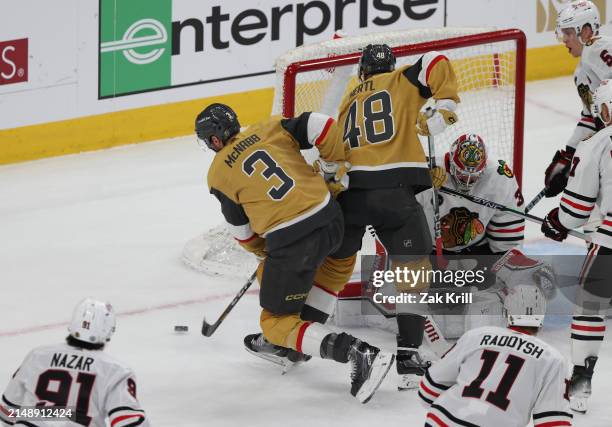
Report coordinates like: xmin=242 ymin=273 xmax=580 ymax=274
xmin=274 ymin=28 xmax=526 ymax=187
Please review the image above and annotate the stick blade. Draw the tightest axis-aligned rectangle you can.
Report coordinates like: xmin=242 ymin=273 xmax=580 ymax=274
xmin=201 ymin=318 xmax=215 ymax=337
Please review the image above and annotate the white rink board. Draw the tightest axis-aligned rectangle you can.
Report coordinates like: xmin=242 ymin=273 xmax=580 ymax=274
xmin=3 ymin=0 xmax=612 ymax=131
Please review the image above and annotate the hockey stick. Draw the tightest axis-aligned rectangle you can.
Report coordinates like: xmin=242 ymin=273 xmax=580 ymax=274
xmin=424 ymin=108 xmax=444 ymax=262
xmin=524 ymin=188 xmax=547 ymax=213
xmin=201 ymin=271 xmax=257 ymax=337
xmin=439 ymin=186 xmax=591 ymax=242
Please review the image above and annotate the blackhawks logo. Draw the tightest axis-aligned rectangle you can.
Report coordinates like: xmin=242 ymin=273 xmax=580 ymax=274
xmin=497 ymin=160 xmax=514 ymax=178
xmin=440 ymin=207 xmax=485 ymax=248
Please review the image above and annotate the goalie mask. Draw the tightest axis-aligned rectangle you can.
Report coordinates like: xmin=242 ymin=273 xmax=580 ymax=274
xmin=195 ymin=103 xmax=241 ymax=152
xmin=556 ymin=0 xmax=600 ymax=43
xmin=448 ymin=134 xmax=487 ymax=192
xmin=591 ymin=79 xmax=612 ymax=125
xmin=358 ymin=44 xmax=396 ymax=81
xmin=503 ymin=285 xmax=546 ymax=328
xmin=68 ymin=298 xmax=116 ymax=344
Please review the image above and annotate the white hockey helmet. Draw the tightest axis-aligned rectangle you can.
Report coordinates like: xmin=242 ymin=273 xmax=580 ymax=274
xmin=503 ymin=285 xmax=546 ymax=328
xmin=591 ymin=79 xmax=612 ymax=124
xmin=68 ymin=298 xmax=116 ymax=344
xmin=556 ymin=1 xmax=600 ymax=42
xmin=448 ymin=134 xmax=487 ymax=192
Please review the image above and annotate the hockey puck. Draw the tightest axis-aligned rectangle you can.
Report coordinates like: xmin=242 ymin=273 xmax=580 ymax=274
xmin=174 ymin=325 xmax=189 ymax=333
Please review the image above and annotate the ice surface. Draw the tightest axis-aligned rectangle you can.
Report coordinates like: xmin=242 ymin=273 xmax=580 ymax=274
xmin=1 ymin=77 xmax=610 ymax=426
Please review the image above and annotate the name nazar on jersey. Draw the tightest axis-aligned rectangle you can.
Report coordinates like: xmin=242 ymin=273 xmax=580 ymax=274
xmin=480 ymin=334 xmax=544 ymax=359
xmin=50 ymin=353 xmax=94 ymax=371
xmin=224 ymin=134 xmax=261 ymax=168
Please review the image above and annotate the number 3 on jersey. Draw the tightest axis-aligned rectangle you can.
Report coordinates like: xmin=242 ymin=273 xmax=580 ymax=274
xmin=343 ymin=90 xmax=395 ymax=148
xmin=243 ymin=150 xmax=295 ymax=200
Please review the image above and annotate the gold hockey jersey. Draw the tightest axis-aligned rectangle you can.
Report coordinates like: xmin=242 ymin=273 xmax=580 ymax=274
xmin=337 ymin=51 xmax=460 ymax=191
xmin=207 ymin=113 xmax=344 ymax=250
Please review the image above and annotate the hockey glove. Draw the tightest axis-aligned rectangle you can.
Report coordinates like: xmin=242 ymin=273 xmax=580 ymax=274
xmin=541 ymin=207 xmax=569 ymax=242
xmin=416 ymin=109 xmax=458 ymax=136
xmin=238 ymin=234 xmax=267 ymax=262
xmin=544 ymin=149 xmax=572 ymax=197
xmin=314 ymin=159 xmax=351 ymax=198
xmin=430 ymin=166 xmax=447 ymax=190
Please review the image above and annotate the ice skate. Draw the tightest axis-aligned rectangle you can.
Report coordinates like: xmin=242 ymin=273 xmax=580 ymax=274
xmin=244 ymin=333 xmax=311 ymax=374
xmin=396 ymin=348 xmax=431 ymax=391
xmin=348 ymin=339 xmax=395 ymax=403
xmin=569 ymin=356 xmax=597 ymax=413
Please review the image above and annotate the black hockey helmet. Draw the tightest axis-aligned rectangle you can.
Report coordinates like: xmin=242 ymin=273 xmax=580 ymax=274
xmin=195 ymin=103 xmax=241 ymax=151
xmin=358 ymin=44 xmax=396 ymax=81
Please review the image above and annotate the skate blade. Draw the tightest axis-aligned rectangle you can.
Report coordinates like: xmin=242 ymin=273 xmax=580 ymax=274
xmin=397 ymin=374 xmax=420 ymax=391
xmin=357 ymin=353 xmax=395 ymax=404
xmin=244 ymin=345 xmax=302 ymax=374
xmin=570 ymin=396 xmax=588 ymax=413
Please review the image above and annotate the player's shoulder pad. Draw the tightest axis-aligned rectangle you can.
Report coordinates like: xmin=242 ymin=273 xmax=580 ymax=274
xmin=578 ymin=126 xmax=612 ymax=156
xmin=30 ymin=343 xmax=70 ymax=360
xmin=402 ymin=51 xmax=448 ymax=98
xmin=416 ymin=51 xmax=449 ymax=87
xmin=529 ymin=334 xmax=566 ymax=363
xmin=91 ymin=350 xmax=134 ymax=374
xmin=459 ymin=324 xmax=494 ymax=343
xmin=583 ymin=37 xmax=612 ymax=69
xmin=490 ymin=159 xmax=516 ymax=180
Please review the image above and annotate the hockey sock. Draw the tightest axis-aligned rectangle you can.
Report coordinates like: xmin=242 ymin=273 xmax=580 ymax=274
xmin=300 ymin=283 xmax=337 ymax=324
xmin=571 ymin=315 xmax=605 ymax=366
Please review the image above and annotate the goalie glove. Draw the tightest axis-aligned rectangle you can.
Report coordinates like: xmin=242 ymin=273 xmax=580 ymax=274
xmin=541 ymin=207 xmax=569 ymax=242
xmin=314 ymin=159 xmax=351 ymax=198
xmin=544 ymin=149 xmax=573 ymax=197
xmin=430 ymin=166 xmax=447 ymax=190
xmin=416 ymin=106 xmax=458 ymax=137
xmin=491 ymin=248 xmax=557 ymax=299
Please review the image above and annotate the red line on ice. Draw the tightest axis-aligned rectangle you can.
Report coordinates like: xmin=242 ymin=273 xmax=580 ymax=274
xmin=0 ymin=290 xmax=259 ymax=338
xmin=525 ymin=97 xmax=576 ymax=120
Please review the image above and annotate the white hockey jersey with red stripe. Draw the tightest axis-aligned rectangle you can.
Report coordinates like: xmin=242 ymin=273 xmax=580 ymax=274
xmin=0 ymin=343 xmax=149 ymax=427
xmin=416 ymin=156 xmax=524 ymax=253
xmin=558 ymin=124 xmax=612 ymax=248
xmin=419 ymin=326 xmax=572 ymax=427
xmin=567 ymin=36 xmax=612 ymax=148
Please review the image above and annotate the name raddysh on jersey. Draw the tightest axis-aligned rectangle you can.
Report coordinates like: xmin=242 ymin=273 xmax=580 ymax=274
xmin=480 ymin=334 xmax=544 ymax=359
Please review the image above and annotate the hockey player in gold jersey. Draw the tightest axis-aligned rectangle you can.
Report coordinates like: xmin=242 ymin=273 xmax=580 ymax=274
xmin=196 ymin=103 xmax=394 ymax=403
xmin=330 ymin=44 xmax=460 ymax=390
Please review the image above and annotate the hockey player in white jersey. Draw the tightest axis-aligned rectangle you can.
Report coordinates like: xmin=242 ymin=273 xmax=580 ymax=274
xmin=542 ymin=79 xmax=612 ymax=413
xmin=544 ymin=1 xmax=609 ymax=202
xmin=0 ymin=299 xmax=150 ymax=427
xmin=419 ymin=286 xmax=573 ymax=427
xmin=416 ymin=133 xmax=525 ymax=255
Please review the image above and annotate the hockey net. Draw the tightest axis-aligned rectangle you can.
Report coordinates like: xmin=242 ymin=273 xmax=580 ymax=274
xmin=182 ymin=28 xmax=526 ymax=276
